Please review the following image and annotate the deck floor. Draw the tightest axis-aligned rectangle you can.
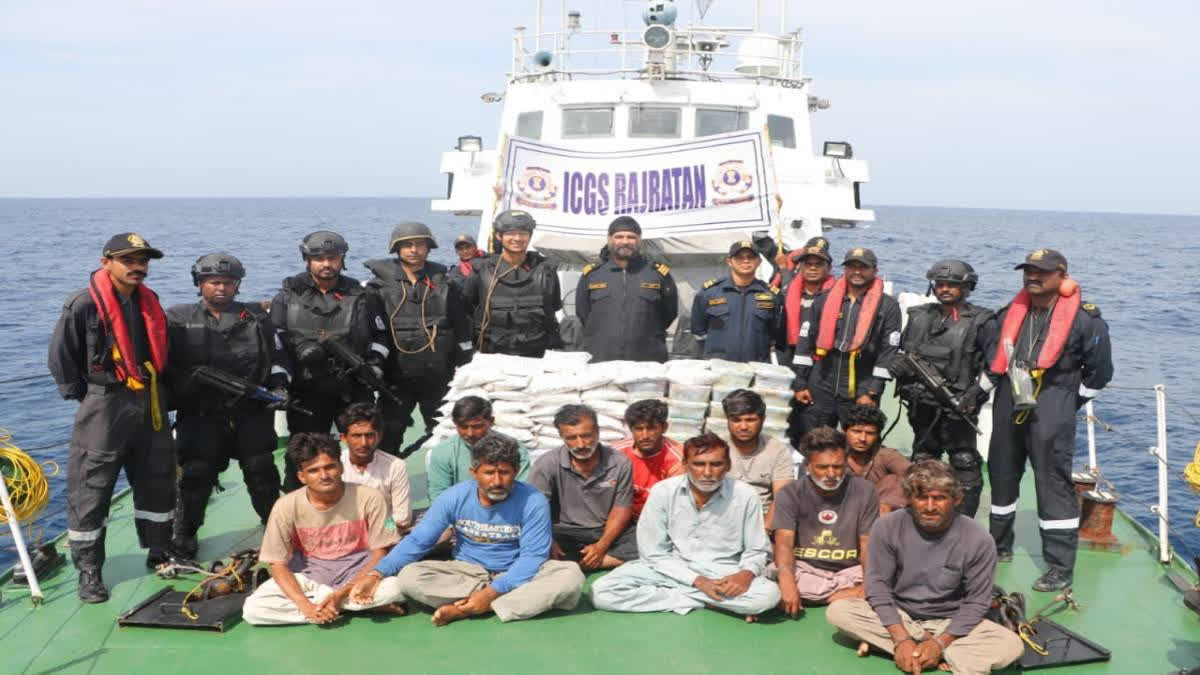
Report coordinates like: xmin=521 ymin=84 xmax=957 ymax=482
xmin=2 ymin=435 xmax=1199 ymax=674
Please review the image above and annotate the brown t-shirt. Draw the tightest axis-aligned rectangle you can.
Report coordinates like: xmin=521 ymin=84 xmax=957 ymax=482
xmin=771 ymin=475 xmax=879 ymax=571
xmin=729 ymin=434 xmax=794 ymax=511
xmin=848 ymin=446 xmax=911 ymax=510
xmin=260 ymin=484 xmax=400 ymax=587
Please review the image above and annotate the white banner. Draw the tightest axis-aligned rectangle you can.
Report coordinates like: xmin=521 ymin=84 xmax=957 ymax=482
xmin=498 ymin=130 xmax=778 ymax=240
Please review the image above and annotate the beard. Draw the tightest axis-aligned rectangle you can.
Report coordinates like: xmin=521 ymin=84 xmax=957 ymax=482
xmin=688 ymin=473 xmax=722 ymax=493
xmin=485 ymin=487 xmax=511 ymax=501
xmin=809 ymin=472 xmax=846 ymax=492
xmin=568 ymin=444 xmax=598 ymax=461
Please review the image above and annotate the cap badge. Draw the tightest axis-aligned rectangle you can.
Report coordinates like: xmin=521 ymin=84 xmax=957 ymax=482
xmin=1031 ymin=249 xmax=1046 ymax=260
xmin=127 ymin=234 xmax=146 ymax=248
xmin=851 ymin=248 xmax=863 ymax=257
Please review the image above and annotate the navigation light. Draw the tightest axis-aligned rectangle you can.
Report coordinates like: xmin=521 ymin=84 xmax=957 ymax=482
xmin=457 ymin=136 xmax=483 ymax=153
xmin=823 ymin=141 xmax=853 ymax=159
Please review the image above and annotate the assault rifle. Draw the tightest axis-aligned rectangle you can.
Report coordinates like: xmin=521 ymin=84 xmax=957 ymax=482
xmin=897 ymin=352 xmax=982 ymax=436
xmin=321 ymin=337 xmax=404 ymax=405
xmin=188 ymin=366 xmax=312 ymax=416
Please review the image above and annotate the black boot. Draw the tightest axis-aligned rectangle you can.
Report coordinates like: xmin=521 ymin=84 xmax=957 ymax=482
xmin=145 ymin=548 xmax=171 ymax=569
xmin=170 ymin=534 xmax=198 ymax=561
xmin=78 ymin=568 xmax=109 ymax=603
xmin=1033 ymin=567 xmax=1073 ymax=592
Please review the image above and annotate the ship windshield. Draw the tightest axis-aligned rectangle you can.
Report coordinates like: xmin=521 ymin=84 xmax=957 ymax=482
xmin=516 ymin=111 xmax=543 ymax=139
xmin=562 ymin=108 xmax=614 ymax=137
xmin=696 ymin=108 xmax=749 ymax=137
xmin=629 ymin=106 xmax=681 ymax=138
xmin=767 ymin=114 xmax=796 ymax=148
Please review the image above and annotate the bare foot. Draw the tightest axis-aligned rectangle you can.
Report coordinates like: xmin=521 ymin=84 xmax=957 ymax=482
xmin=856 ymin=641 xmax=870 ymax=657
xmin=367 ymin=602 xmax=407 ymax=616
xmin=938 ymin=663 xmax=951 ymax=671
xmin=743 ymin=614 xmax=758 ymax=623
xmin=431 ymin=603 xmax=469 ymax=627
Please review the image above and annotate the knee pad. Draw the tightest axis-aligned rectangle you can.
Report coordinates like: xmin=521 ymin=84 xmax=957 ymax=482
xmin=949 ymin=450 xmax=981 ymax=471
xmin=179 ymin=459 xmax=217 ymax=489
xmin=911 ymin=450 xmax=942 ymax=463
xmin=241 ymin=452 xmax=280 ymax=479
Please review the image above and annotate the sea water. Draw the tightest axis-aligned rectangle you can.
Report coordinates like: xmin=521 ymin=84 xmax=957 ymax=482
xmin=0 ymin=198 xmax=1197 ymax=569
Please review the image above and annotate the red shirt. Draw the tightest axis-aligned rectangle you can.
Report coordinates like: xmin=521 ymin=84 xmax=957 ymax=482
xmin=612 ymin=438 xmax=684 ymax=518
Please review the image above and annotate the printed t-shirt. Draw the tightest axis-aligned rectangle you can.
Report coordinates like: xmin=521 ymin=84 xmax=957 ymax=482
xmin=611 ymin=438 xmax=683 ymax=518
xmin=260 ymin=484 xmax=400 ymax=587
xmin=771 ymin=475 xmax=879 ymax=571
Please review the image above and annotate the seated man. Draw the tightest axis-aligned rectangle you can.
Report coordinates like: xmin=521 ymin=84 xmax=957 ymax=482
xmin=427 ymin=396 xmax=530 ymax=501
xmin=529 ymin=404 xmax=637 ymax=570
xmin=842 ymin=405 xmax=910 ymax=513
xmin=773 ymin=427 xmax=878 ymax=616
xmin=590 ymin=432 xmax=780 ymax=621
xmin=350 ymin=432 xmax=585 ymax=625
xmin=243 ymin=433 xmax=404 ymax=625
xmin=722 ymin=389 xmax=795 ymax=527
xmin=609 ymin=399 xmax=683 ymax=519
xmin=826 ymin=460 xmax=1024 ymax=674
xmin=337 ymin=403 xmax=413 ymax=533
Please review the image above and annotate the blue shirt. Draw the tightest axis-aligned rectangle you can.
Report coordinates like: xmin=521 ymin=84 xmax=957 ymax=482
xmin=690 ymin=276 xmax=782 ymax=363
xmin=373 ymin=480 xmax=551 ymax=594
xmin=637 ymin=474 xmax=771 ymax=585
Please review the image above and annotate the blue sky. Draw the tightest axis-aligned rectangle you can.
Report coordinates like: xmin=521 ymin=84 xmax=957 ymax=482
xmin=2 ymin=0 xmax=1196 ymax=215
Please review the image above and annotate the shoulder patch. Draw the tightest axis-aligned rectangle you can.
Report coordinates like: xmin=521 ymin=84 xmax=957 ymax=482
xmin=581 ymin=263 xmax=597 ymax=276
xmin=654 ymin=262 xmax=670 ymax=277
xmin=702 ymin=278 xmax=720 ymax=289
xmin=1081 ymin=302 xmax=1101 ymax=317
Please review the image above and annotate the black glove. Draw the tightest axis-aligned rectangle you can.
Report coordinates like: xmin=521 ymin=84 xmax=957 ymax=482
xmin=267 ymin=387 xmax=291 ymax=411
xmin=956 ymin=383 xmax=987 ymax=416
xmin=889 ymin=358 xmax=914 ymax=381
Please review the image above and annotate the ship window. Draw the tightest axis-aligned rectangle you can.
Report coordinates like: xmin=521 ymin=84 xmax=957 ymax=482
xmin=516 ymin=111 xmax=544 ymax=139
xmin=696 ymin=108 xmax=749 ymax=136
xmin=767 ymin=114 xmax=796 ymax=148
xmin=562 ymin=108 xmax=614 ymax=137
xmin=629 ymin=106 xmax=681 ymax=138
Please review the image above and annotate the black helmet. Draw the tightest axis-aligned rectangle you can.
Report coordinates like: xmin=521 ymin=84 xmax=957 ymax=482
xmin=493 ymin=209 xmax=536 ymax=233
xmin=389 ymin=222 xmax=437 ymax=252
xmin=191 ymin=252 xmax=245 ymax=286
xmin=299 ymin=231 xmax=349 ymax=259
xmin=926 ymin=259 xmax=978 ymax=290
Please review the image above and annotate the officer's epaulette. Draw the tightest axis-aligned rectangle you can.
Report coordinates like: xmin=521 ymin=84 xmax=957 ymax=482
xmin=654 ymin=262 xmax=671 ymax=277
xmin=702 ymin=278 xmax=720 ymax=289
xmin=581 ymin=262 xmax=598 ymax=276
xmin=1081 ymin=302 xmax=1101 ymax=318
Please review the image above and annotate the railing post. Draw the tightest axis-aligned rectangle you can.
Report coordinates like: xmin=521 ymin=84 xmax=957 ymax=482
xmin=1155 ymin=384 xmax=1170 ymax=563
xmin=1085 ymin=399 xmax=1098 ymax=473
xmin=0 ymin=476 xmax=42 ymax=605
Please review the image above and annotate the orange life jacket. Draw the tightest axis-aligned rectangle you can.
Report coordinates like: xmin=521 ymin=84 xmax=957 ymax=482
xmin=989 ymin=284 xmax=1080 ymax=374
xmin=785 ymin=275 xmax=835 ymax=345
xmin=87 ymin=268 xmax=168 ymax=386
xmin=814 ymin=276 xmax=884 ymax=359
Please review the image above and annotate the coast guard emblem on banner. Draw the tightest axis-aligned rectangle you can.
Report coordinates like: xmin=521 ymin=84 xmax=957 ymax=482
xmin=515 ymin=166 xmax=558 ymax=210
xmin=711 ymin=159 xmax=754 ymax=205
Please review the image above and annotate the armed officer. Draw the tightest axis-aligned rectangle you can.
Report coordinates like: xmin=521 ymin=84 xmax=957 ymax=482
xmin=365 ymin=223 xmax=472 ymax=457
xmin=49 ymin=233 xmax=174 ymax=603
xmin=167 ymin=253 xmax=288 ymax=560
xmin=890 ymin=260 xmax=996 ymax=517
xmin=690 ymin=239 xmax=781 ymax=363
xmin=270 ymin=231 xmax=390 ymax=490
xmin=462 ymin=210 xmax=563 ymax=357
xmin=576 ymin=216 xmax=678 ymax=362
xmin=984 ymin=249 xmax=1112 ymax=592
xmin=792 ymin=247 xmax=902 ymax=430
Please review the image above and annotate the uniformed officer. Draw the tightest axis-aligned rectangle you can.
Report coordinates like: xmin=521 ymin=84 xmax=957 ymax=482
xmin=984 ymin=248 xmax=1112 ymax=591
xmin=792 ymin=247 xmax=902 ymax=430
xmin=48 ymin=233 xmax=174 ymax=603
xmin=462 ymin=210 xmax=563 ymax=357
xmin=167 ymin=253 xmax=288 ymax=560
xmin=690 ymin=239 xmax=782 ymax=363
xmin=575 ymin=216 xmax=678 ymax=362
xmin=270 ymin=231 xmax=389 ymax=490
xmin=890 ymin=260 xmax=996 ymax=517
xmin=780 ymin=237 xmax=835 ymax=445
xmin=365 ymin=223 xmax=472 ymax=457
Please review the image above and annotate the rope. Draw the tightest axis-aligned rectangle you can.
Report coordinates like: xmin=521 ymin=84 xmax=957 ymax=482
xmin=0 ymin=428 xmax=59 ymax=527
xmin=388 ymin=278 xmax=438 ymax=355
xmin=476 ymin=257 xmax=520 ymax=351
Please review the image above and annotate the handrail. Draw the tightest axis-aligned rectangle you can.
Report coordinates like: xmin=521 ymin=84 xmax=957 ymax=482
xmin=1155 ymin=384 xmax=1170 ymax=563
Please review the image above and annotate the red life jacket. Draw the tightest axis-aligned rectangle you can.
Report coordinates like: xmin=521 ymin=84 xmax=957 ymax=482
xmin=989 ymin=284 xmax=1081 ymax=374
xmin=87 ymin=269 xmax=168 ymax=386
xmin=814 ymin=276 xmax=884 ymax=359
xmin=784 ymin=275 xmax=835 ymax=345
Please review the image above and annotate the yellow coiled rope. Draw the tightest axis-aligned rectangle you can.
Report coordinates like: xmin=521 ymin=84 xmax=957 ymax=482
xmin=1182 ymin=439 xmax=1200 ymax=527
xmin=0 ymin=428 xmax=59 ymax=528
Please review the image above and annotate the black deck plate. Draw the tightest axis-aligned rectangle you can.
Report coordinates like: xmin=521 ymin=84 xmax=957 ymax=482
xmin=117 ymin=586 xmax=249 ymax=632
xmin=1019 ymin=618 xmax=1112 ymax=669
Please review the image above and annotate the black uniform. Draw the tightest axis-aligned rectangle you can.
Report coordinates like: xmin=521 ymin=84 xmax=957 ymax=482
xmin=48 ymin=287 xmax=175 ymax=572
xmin=167 ymin=301 xmax=288 ymax=543
xmin=463 ymin=252 xmax=562 ymax=357
xmin=781 ymin=280 xmax=831 ymax=445
xmin=270 ymin=271 xmax=388 ymax=489
xmin=365 ymin=258 xmax=471 ymax=455
xmin=575 ymin=255 xmax=678 ymax=363
xmin=986 ymin=300 xmax=1112 ymax=574
xmin=792 ymin=287 xmax=902 ymax=429
xmin=689 ymin=276 xmax=782 ymax=363
xmin=893 ymin=301 xmax=997 ymax=516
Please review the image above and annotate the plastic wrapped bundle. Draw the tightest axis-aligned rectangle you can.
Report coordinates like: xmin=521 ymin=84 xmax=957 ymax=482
xmin=666 ymin=417 xmax=704 ymax=441
xmin=753 ymin=387 xmax=793 ymax=408
xmin=668 ymin=381 xmax=712 ymax=402
xmin=624 ymin=379 xmax=667 ymax=398
xmin=541 ymin=350 xmax=593 ymax=372
xmin=667 ymin=399 xmax=709 ymax=421
xmin=708 ymin=359 xmax=755 ymax=388
xmin=749 ymin=362 xmax=797 ymax=390
xmin=665 ymin=359 xmax=720 ymax=386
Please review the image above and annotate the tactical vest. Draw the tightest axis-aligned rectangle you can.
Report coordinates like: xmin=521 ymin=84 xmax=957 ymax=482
xmin=169 ymin=302 xmax=272 ymax=410
xmin=902 ymin=302 xmax=992 ymax=391
xmin=284 ymin=282 xmax=363 ymax=348
xmin=474 ymin=257 xmax=557 ymax=352
xmin=366 ymin=260 xmax=455 ymax=371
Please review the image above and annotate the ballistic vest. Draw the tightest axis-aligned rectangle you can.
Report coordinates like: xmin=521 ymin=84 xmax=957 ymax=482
xmin=902 ymin=302 xmax=993 ymax=392
xmin=167 ymin=301 xmax=272 ymax=410
xmin=473 ymin=253 xmax=557 ymax=353
xmin=365 ymin=259 xmax=455 ymax=372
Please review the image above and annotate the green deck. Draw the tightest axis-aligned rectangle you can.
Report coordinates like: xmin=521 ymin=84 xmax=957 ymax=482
xmin=3 ymin=418 xmax=1199 ymax=675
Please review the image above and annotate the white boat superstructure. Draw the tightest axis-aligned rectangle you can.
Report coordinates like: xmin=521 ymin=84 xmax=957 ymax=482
xmin=430 ymin=0 xmax=873 ymax=307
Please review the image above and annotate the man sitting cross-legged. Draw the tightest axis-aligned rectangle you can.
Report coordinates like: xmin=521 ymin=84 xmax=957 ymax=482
xmin=826 ymin=460 xmax=1024 ymax=674
xmin=590 ymin=432 xmax=781 ymax=622
xmin=350 ymin=432 xmax=585 ymax=626
xmin=774 ymin=426 xmax=879 ymax=617
xmin=242 ymin=432 xmax=404 ymax=625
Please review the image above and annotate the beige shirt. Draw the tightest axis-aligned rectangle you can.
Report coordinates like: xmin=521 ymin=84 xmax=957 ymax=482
xmin=729 ymin=434 xmax=794 ymax=511
xmin=340 ymin=449 xmax=412 ymax=528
